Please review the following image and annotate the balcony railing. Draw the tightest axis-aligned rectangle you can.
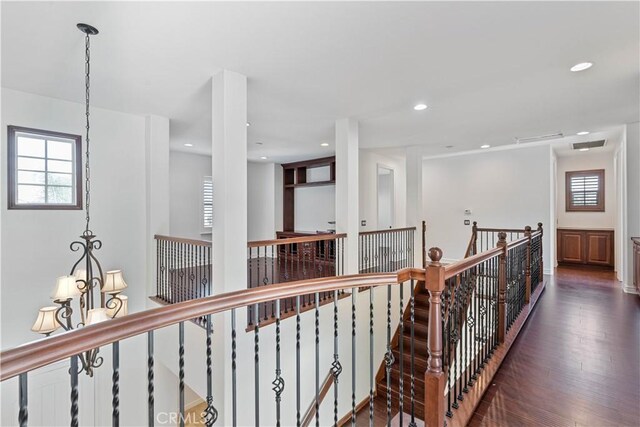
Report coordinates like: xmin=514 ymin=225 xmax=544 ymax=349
xmin=358 ymin=226 xmax=417 ymax=273
xmin=2 ymin=223 xmax=544 ymax=427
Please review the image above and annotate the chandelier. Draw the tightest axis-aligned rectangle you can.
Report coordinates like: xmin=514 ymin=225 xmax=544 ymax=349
xmin=30 ymin=23 xmax=128 ymax=377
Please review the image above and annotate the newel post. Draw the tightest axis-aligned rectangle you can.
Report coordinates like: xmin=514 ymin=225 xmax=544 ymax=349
xmin=422 ymin=220 xmax=427 ymax=268
xmin=472 ymin=221 xmax=478 ymax=255
xmin=497 ymin=232 xmax=508 ymax=344
xmin=537 ymin=222 xmax=544 ymax=278
xmin=524 ymin=226 xmax=532 ymax=304
xmin=424 ymin=247 xmax=446 ymax=427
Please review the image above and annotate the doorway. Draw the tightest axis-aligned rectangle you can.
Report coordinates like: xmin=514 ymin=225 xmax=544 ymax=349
xmin=377 ymin=165 xmax=394 ymax=229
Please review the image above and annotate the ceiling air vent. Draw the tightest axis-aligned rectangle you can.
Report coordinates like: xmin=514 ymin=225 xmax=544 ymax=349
xmin=515 ymin=132 xmax=564 ymax=144
xmin=573 ymin=140 xmax=606 ymax=150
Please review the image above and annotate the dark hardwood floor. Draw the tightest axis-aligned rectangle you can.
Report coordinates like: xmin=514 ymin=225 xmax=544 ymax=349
xmin=353 ymin=267 xmax=639 ymax=426
xmin=468 ymin=267 xmax=640 ymax=427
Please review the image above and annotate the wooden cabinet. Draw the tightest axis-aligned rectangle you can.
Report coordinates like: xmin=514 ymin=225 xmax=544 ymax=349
xmin=557 ymin=228 xmax=614 ymax=268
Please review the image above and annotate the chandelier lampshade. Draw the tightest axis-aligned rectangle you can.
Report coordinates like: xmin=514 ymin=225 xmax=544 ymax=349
xmin=31 ymin=307 xmax=61 ymax=335
xmin=103 ymin=270 xmax=128 ymax=294
xmin=86 ymin=308 xmax=110 ymax=326
xmin=51 ymin=276 xmax=82 ymax=301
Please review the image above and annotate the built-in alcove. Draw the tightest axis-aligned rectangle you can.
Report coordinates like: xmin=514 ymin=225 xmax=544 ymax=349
xmin=282 ymin=156 xmax=336 ymax=232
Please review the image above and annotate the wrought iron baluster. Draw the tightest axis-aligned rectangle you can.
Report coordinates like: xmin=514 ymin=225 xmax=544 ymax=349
xmin=179 ymin=322 xmax=185 ymax=427
xmin=332 ymin=290 xmax=342 ymax=426
xmin=398 ymin=281 xmax=404 ymax=427
xmin=18 ymin=373 xmax=27 ymax=427
xmin=385 ymin=284 xmax=393 ymax=426
xmin=315 ymin=292 xmax=320 ymax=427
xmin=148 ymin=331 xmax=154 ymax=427
xmin=409 ymin=279 xmax=417 ymax=427
xmin=70 ymin=355 xmax=79 ymax=427
xmin=369 ymin=285 xmax=374 ymax=427
xmin=205 ymin=314 xmax=217 ymax=426
xmin=351 ymin=289 xmax=357 ymax=426
xmin=231 ymin=309 xmax=237 ymax=426
xmin=254 ymin=303 xmax=260 ymax=427
xmin=296 ymin=295 xmax=301 ymax=427
xmin=273 ymin=300 xmax=284 ymax=427
xmin=113 ymin=341 xmax=120 ymax=427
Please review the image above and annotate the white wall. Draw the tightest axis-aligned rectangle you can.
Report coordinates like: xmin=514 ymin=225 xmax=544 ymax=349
xmin=626 ymin=122 xmax=640 ymax=292
xmin=556 ymin=151 xmax=616 ymax=229
xmin=422 ymin=144 xmax=552 ymax=270
xmin=169 ymin=151 xmax=212 ymax=240
xmin=247 ymin=161 xmax=278 ymax=241
xmin=295 ymin=186 xmax=336 ymax=231
xmin=359 ymin=149 xmax=406 ymax=231
xmin=0 ymin=88 xmax=154 ymax=426
xmin=377 ymin=171 xmax=393 ymax=229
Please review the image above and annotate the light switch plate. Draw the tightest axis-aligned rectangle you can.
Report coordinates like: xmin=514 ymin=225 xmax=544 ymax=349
xmin=464 ymin=220 xmax=471 ymax=225
xmin=361 ymin=220 xmax=366 ymax=226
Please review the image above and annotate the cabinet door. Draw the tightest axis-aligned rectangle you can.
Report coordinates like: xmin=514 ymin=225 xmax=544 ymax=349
xmin=585 ymin=231 xmax=613 ymax=267
xmin=558 ymin=231 xmax=584 ymax=263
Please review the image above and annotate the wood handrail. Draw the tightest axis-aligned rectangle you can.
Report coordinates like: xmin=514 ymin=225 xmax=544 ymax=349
xmin=506 ymin=235 xmax=529 ymax=249
xmin=358 ymin=226 xmax=417 ymax=236
xmin=154 ymin=234 xmax=211 ymax=247
xmin=475 ymin=227 xmax=526 ymax=233
xmin=300 ymin=370 xmax=334 ymax=427
xmin=444 ymin=247 xmax=503 ymax=279
xmin=632 ymin=237 xmax=640 ymax=245
xmin=1 ymin=270 xmax=421 ymax=381
xmin=248 ymin=233 xmax=347 ymax=248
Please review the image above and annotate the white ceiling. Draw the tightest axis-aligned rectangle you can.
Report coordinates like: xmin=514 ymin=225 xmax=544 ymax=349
xmin=2 ymin=2 xmax=639 ymax=163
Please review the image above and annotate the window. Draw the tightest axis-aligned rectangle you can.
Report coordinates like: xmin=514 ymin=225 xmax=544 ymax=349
xmin=8 ymin=126 xmax=82 ymax=210
xmin=566 ymin=169 xmax=604 ymax=212
xmin=203 ymin=176 xmax=213 ymax=228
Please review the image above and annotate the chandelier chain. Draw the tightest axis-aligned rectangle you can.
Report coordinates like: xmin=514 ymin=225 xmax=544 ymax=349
xmin=84 ymin=33 xmax=91 ymax=233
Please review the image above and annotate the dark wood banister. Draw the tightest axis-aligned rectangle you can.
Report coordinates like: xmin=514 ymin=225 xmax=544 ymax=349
xmin=1 ymin=270 xmax=420 ymax=382
xmin=247 ymin=233 xmax=347 ymax=248
xmin=154 ymin=234 xmax=211 ymax=246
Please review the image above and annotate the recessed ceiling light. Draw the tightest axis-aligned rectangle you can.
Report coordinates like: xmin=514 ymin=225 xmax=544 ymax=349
xmin=480 ymin=144 xmax=490 ymax=149
xmin=579 ymin=148 xmax=590 ymax=152
xmin=570 ymin=62 xmax=593 ymax=72
xmin=246 ymin=122 xmax=250 ymax=127
xmin=255 ymin=142 xmax=263 ymax=145
xmin=260 ymin=156 xmax=268 ymax=160
xmin=414 ymin=103 xmax=428 ymax=111
xmin=445 ymin=145 xmax=454 ymax=149
xmin=184 ymin=143 xmax=193 ymax=147
xmin=576 ymin=131 xmax=590 ymax=136
xmin=320 ymin=143 xmax=329 ymax=147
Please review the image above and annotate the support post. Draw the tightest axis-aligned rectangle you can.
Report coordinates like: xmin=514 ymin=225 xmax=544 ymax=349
xmin=497 ymin=232 xmax=507 ymax=344
xmin=424 ymin=247 xmax=446 ymax=427
xmin=524 ymin=226 xmax=532 ymax=304
xmin=537 ymin=223 xmax=544 ymax=278
xmin=335 ymin=118 xmax=359 ymax=274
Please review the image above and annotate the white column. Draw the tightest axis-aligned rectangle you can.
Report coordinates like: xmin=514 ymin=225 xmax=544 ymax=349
xmin=145 ymin=115 xmax=170 ymax=301
xmin=405 ymin=145 xmax=424 ymax=266
xmin=211 ymin=69 xmax=247 ymax=424
xmin=335 ymin=118 xmax=359 ymax=274
xmin=625 ymin=122 xmax=639 ymax=292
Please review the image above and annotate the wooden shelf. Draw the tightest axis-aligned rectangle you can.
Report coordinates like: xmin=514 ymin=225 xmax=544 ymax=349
xmin=282 ymin=156 xmax=336 ymax=231
xmin=285 ymin=180 xmax=335 ymax=189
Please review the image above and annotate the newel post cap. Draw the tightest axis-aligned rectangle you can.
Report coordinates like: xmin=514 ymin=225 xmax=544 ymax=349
xmin=428 ymin=247 xmax=443 ymax=264
xmin=498 ymin=231 xmax=507 ymax=242
xmin=525 ymin=225 xmax=532 ymax=233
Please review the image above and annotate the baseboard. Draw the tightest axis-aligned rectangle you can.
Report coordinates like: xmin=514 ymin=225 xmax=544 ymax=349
xmin=622 ymin=284 xmax=639 ymax=294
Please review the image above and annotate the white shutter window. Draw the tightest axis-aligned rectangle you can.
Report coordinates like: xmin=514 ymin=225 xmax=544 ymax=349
xmin=203 ymin=176 xmax=213 ymax=228
xmin=566 ymin=170 xmax=604 ymax=212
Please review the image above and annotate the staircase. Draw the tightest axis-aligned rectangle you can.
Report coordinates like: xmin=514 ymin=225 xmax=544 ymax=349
xmin=375 ymin=280 xmax=430 ymax=421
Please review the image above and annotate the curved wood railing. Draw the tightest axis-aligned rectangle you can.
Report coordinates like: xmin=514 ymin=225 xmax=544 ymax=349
xmin=2 ymin=223 xmax=543 ymax=427
xmin=1 ymin=270 xmax=411 ymax=382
